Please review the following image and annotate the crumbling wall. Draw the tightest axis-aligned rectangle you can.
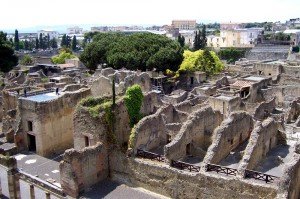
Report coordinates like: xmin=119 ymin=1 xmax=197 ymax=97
xmin=90 ymin=76 xmax=124 ymax=97
xmin=110 ymin=151 xmax=277 ymax=199
xmin=165 ymin=106 xmax=223 ymax=161
xmin=60 ymin=142 xmax=108 ymax=198
xmin=254 ymin=97 xmax=276 ymax=120
xmin=239 ymin=118 xmax=279 ymax=171
xmin=74 ymin=92 xmax=162 ymax=150
xmin=204 ymin=112 xmax=253 ymax=164
xmin=277 ymin=142 xmax=300 ymax=199
xmin=132 ymin=105 xmax=171 ymax=151
xmin=285 ymin=99 xmax=300 ymax=124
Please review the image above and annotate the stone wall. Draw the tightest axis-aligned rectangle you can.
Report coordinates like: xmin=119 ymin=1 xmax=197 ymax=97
xmin=59 ymin=142 xmax=108 ymax=198
xmin=90 ymin=71 xmax=151 ymax=97
xmin=209 ymin=95 xmax=241 ymax=117
xmin=132 ymin=104 xmax=187 ymax=152
xmin=17 ymin=88 xmax=91 ymax=157
xmin=277 ymin=142 xmax=300 ymax=199
xmin=165 ymin=106 xmax=223 ymax=161
xmin=110 ymin=151 xmax=277 ymax=199
xmin=0 ymin=155 xmax=17 ymax=198
xmin=253 ymin=63 xmax=283 ymax=77
xmin=239 ymin=118 xmax=279 ymax=171
xmin=203 ymin=112 xmax=253 ymax=164
xmin=254 ymin=98 xmax=276 ymax=120
xmin=73 ymin=92 xmax=162 ymax=150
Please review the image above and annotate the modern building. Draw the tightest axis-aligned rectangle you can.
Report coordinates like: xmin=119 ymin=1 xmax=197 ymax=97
xmin=207 ymin=28 xmax=263 ymax=48
xmin=37 ymin=30 xmax=59 ymax=39
xmin=67 ymin=26 xmax=83 ymax=34
xmin=284 ymin=29 xmax=300 ymax=46
xmin=171 ymin=20 xmax=196 ymax=30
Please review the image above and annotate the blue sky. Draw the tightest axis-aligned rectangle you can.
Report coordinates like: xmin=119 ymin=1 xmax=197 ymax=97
xmin=1 ymin=0 xmax=299 ymax=30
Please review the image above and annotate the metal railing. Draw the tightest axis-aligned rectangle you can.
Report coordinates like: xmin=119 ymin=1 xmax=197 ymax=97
xmin=244 ymin=169 xmax=278 ymax=183
xmin=136 ymin=149 xmax=165 ymax=162
xmin=205 ymin=164 xmax=237 ymax=176
xmin=171 ymin=160 xmax=200 ymax=172
xmin=19 ymin=88 xmax=55 ymax=97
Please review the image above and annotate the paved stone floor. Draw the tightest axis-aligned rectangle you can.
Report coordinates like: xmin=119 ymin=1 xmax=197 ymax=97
xmin=14 ymin=152 xmax=62 ymax=188
xmin=80 ymin=180 xmax=169 ymax=199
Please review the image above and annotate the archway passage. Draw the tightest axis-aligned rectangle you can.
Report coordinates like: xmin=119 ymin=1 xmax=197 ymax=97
xmin=27 ymin=134 xmax=36 ymax=152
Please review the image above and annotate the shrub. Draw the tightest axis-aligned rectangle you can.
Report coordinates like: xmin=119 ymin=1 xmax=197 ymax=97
xmin=292 ymin=46 xmax=299 ymax=53
xmin=20 ymin=55 xmax=33 ymax=66
xmin=124 ymin=85 xmax=144 ymax=127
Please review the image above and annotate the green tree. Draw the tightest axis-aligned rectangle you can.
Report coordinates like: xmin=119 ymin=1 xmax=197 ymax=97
xmin=39 ymin=33 xmax=44 ymax=49
xmin=20 ymin=55 xmax=33 ymax=65
xmin=80 ymin=32 xmax=183 ymax=72
xmin=24 ymin=40 xmax=29 ymax=50
xmin=200 ymin=25 xmax=207 ymax=49
xmin=218 ymin=47 xmax=246 ymax=64
xmin=177 ymin=34 xmax=185 ymax=47
xmin=14 ymin=29 xmax=19 ymax=51
xmin=61 ymin=34 xmax=67 ymax=47
xmin=51 ymin=49 xmax=76 ymax=64
xmin=178 ymin=50 xmax=224 ymax=76
xmin=35 ymin=37 xmax=39 ymax=49
xmin=50 ymin=38 xmax=58 ymax=48
xmin=71 ymin=35 xmax=77 ymax=51
xmin=0 ymin=31 xmax=18 ymax=72
xmin=47 ymin=34 xmax=50 ymax=49
xmin=193 ymin=31 xmax=200 ymax=50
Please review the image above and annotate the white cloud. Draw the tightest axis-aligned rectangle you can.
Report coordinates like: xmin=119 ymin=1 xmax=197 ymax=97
xmin=0 ymin=0 xmax=299 ymax=29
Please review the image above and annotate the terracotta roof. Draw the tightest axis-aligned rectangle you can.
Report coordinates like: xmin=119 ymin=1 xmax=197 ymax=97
xmin=230 ymin=80 xmax=253 ymax=88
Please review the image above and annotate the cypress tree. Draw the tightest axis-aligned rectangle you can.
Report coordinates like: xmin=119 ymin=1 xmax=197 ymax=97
xmin=35 ymin=38 xmax=39 ymax=49
xmin=71 ymin=35 xmax=77 ymax=51
xmin=14 ymin=29 xmax=19 ymax=51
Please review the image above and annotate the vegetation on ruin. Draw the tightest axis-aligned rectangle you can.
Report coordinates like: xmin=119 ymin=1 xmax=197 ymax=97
xmin=0 ymin=31 xmax=18 ymax=73
xmin=51 ymin=48 xmax=76 ymax=64
xmin=124 ymin=85 xmax=144 ymax=127
xmin=178 ymin=49 xmax=224 ymax=76
xmin=41 ymin=77 xmax=49 ymax=83
xmin=79 ymin=96 xmax=117 ymax=144
xmin=20 ymin=55 xmax=33 ymax=66
xmin=128 ymin=125 xmax=137 ymax=148
xmin=80 ymin=32 xmax=183 ymax=72
xmin=218 ymin=47 xmax=247 ymax=64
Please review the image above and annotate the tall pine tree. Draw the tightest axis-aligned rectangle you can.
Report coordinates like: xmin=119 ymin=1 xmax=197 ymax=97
xmin=39 ymin=33 xmax=44 ymax=49
xmin=35 ymin=38 xmax=39 ymax=49
xmin=200 ymin=25 xmax=207 ymax=49
xmin=71 ymin=35 xmax=77 ymax=51
xmin=14 ymin=29 xmax=19 ymax=51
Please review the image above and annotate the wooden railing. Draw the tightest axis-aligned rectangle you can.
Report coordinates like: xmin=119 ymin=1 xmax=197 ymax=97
xmin=205 ymin=164 xmax=237 ymax=176
xmin=136 ymin=149 xmax=165 ymax=162
xmin=245 ymin=169 xmax=278 ymax=183
xmin=171 ymin=160 xmax=200 ymax=172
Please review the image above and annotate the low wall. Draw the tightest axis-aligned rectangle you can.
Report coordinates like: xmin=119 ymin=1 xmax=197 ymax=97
xmin=110 ymin=151 xmax=278 ymax=199
xmin=59 ymin=142 xmax=108 ymax=198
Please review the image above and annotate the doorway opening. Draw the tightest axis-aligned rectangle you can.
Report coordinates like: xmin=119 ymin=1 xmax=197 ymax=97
xmin=186 ymin=143 xmax=191 ymax=156
xmin=27 ymin=134 xmax=36 ymax=152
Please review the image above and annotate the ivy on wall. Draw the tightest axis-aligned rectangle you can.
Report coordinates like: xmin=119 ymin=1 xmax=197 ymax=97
xmin=124 ymin=84 xmax=144 ymax=127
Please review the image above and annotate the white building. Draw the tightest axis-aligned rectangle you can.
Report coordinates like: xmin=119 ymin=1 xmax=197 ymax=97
xmin=37 ymin=30 xmax=59 ymax=39
xmin=67 ymin=26 xmax=83 ymax=34
xmin=208 ymin=28 xmax=263 ymax=48
xmin=284 ymin=29 xmax=300 ymax=46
